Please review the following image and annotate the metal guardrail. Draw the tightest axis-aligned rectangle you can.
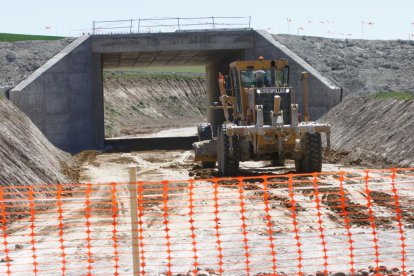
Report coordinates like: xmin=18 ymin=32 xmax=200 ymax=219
xmin=92 ymin=16 xmax=252 ymax=35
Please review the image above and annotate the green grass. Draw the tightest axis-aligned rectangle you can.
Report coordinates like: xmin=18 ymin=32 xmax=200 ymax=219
xmin=103 ymin=70 xmax=205 ymax=81
xmin=0 ymin=33 xmax=66 ymax=42
xmin=106 ymin=66 xmax=205 ymax=74
xmin=373 ymin=91 xmax=414 ymax=101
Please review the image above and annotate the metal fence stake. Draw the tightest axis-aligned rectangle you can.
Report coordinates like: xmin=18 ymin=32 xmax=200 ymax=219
xmin=128 ymin=166 xmax=141 ymax=275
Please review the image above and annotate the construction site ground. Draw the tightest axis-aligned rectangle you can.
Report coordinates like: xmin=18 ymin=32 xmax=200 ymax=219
xmin=1 ymin=140 xmax=413 ymax=275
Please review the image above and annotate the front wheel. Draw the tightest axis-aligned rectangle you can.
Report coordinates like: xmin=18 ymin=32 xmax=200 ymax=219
xmin=295 ymin=133 xmax=322 ymax=173
xmin=197 ymin=123 xmax=215 ymax=168
xmin=217 ymin=125 xmax=240 ymax=176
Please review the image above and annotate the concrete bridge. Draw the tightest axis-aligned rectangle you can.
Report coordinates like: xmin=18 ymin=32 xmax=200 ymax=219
xmin=9 ymin=30 xmax=341 ymax=153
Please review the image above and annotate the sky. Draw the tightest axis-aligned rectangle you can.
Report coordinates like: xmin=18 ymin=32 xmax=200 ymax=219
xmin=1 ymin=0 xmax=414 ymax=40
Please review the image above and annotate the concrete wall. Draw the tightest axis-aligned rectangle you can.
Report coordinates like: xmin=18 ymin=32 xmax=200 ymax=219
xmin=92 ymin=30 xmax=255 ymax=53
xmin=0 ymin=87 xmax=12 ymax=99
xmin=10 ymin=36 xmax=104 ymax=153
xmin=250 ymin=30 xmax=342 ymax=120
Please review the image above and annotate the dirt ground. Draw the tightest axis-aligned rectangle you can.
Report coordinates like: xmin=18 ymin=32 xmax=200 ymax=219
xmin=273 ymin=34 xmax=414 ymax=96
xmin=1 ymin=148 xmax=413 ymax=275
xmin=0 ymin=38 xmax=72 ymax=88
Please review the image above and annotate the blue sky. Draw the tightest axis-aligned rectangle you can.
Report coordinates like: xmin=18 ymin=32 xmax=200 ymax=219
xmin=1 ymin=0 xmax=413 ymax=40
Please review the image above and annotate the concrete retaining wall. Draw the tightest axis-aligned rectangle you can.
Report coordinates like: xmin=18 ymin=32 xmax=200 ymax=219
xmin=0 ymin=87 xmax=12 ymax=99
xmin=9 ymin=36 xmax=104 ymax=153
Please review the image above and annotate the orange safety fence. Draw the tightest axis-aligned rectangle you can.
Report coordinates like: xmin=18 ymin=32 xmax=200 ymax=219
xmin=0 ymin=168 xmax=413 ymax=275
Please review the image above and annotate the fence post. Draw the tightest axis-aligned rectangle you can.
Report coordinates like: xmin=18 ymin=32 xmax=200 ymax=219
xmin=129 ymin=166 xmax=141 ymax=275
xmin=212 ymin=16 xmax=215 ymax=30
xmin=92 ymin=20 xmax=95 ymax=35
xmin=130 ymin=19 xmax=133 ymax=34
xmin=177 ymin=18 xmax=181 ymax=31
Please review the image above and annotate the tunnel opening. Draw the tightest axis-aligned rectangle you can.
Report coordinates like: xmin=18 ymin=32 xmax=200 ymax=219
xmin=101 ymin=49 xmax=244 ymax=151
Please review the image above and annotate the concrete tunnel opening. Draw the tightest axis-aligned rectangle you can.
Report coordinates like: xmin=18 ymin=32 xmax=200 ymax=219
xmin=101 ymin=49 xmax=244 ymax=151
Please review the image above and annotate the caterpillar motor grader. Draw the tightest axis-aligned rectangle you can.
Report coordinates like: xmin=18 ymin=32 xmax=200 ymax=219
xmin=193 ymin=57 xmax=331 ymax=176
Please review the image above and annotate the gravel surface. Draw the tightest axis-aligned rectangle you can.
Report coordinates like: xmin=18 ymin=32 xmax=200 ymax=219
xmin=273 ymin=34 xmax=414 ymax=96
xmin=0 ymin=38 xmax=72 ymax=88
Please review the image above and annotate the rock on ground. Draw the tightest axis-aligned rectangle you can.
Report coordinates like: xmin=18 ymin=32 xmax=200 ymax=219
xmin=273 ymin=34 xmax=414 ymax=96
xmin=319 ymin=96 xmax=414 ymax=167
xmin=0 ymin=38 xmax=73 ymax=87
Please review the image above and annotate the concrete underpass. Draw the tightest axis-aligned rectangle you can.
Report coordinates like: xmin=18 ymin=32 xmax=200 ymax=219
xmin=9 ymin=30 xmax=342 ymax=153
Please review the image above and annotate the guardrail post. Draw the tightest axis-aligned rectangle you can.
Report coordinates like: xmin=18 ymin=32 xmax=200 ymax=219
xmin=128 ymin=166 xmax=141 ymax=275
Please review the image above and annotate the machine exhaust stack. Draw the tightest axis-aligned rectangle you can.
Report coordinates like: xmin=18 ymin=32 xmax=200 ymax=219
xmin=301 ymin=72 xmax=310 ymax=123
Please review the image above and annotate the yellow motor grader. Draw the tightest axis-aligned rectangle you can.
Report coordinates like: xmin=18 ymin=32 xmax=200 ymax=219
xmin=194 ymin=58 xmax=330 ymax=176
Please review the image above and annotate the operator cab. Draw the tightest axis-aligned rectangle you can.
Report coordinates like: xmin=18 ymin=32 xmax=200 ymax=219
xmin=228 ymin=58 xmax=292 ymax=125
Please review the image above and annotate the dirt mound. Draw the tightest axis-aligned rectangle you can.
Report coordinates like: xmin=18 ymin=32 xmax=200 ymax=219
xmin=319 ymin=96 xmax=414 ymax=167
xmin=273 ymin=34 xmax=414 ymax=96
xmin=0 ymin=38 xmax=72 ymax=88
xmin=104 ymin=73 xmax=207 ymax=137
xmin=0 ymin=97 xmax=73 ymax=187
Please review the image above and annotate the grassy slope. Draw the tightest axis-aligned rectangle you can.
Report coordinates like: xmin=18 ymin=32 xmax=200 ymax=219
xmin=105 ymin=66 xmax=205 ymax=73
xmin=373 ymin=91 xmax=414 ymax=101
xmin=0 ymin=33 xmax=66 ymax=42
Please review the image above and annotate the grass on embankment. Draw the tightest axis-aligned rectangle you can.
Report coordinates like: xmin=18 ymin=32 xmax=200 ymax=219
xmin=104 ymin=67 xmax=205 ymax=81
xmin=373 ymin=91 xmax=414 ymax=101
xmin=0 ymin=33 xmax=66 ymax=42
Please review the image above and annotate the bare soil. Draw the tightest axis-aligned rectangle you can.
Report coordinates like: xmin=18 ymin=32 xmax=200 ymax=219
xmin=273 ymin=34 xmax=414 ymax=96
xmin=0 ymin=98 xmax=72 ymax=187
xmin=103 ymin=74 xmax=207 ymax=138
xmin=0 ymin=38 xmax=72 ymax=88
xmin=1 ymin=150 xmax=413 ymax=275
xmin=319 ymin=96 xmax=414 ymax=168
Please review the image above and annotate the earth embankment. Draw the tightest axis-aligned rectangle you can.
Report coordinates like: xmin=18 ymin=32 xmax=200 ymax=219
xmin=0 ymin=38 xmax=72 ymax=88
xmin=273 ymin=34 xmax=414 ymax=96
xmin=320 ymin=96 xmax=414 ymax=167
xmin=104 ymin=73 xmax=207 ymax=137
xmin=0 ymin=98 xmax=72 ymax=187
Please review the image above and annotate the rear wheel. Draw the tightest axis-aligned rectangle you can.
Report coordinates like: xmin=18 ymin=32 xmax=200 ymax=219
xmin=197 ymin=123 xmax=215 ymax=168
xmin=217 ymin=125 xmax=240 ymax=176
xmin=295 ymin=133 xmax=322 ymax=173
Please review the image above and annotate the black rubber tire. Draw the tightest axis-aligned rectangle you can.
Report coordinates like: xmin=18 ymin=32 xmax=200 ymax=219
xmin=197 ymin=123 xmax=216 ymax=168
xmin=217 ymin=125 xmax=240 ymax=176
xmin=295 ymin=133 xmax=322 ymax=173
xmin=271 ymin=158 xmax=285 ymax=167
